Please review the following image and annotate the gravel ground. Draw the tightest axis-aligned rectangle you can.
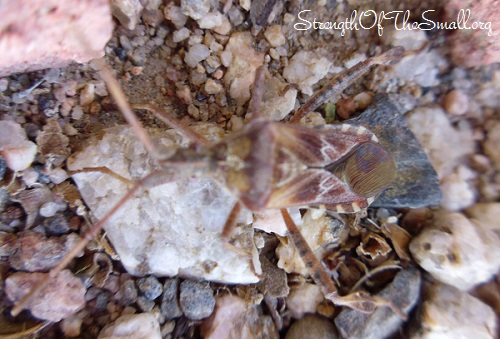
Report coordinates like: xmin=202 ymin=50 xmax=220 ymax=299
xmin=0 ymin=0 xmax=499 ymax=338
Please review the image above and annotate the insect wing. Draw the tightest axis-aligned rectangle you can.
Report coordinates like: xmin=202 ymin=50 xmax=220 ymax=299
xmin=268 ymin=123 xmax=389 ymax=212
xmin=267 ymin=168 xmax=370 ymax=212
xmin=274 ymin=123 xmax=377 ymax=167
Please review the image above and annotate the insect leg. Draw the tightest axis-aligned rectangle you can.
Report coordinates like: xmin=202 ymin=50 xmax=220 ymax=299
xmin=289 ymin=46 xmax=405 ymax=123
xmin=221 ymin=202 xmax=242 ymax=241
xmin=133 ymin=103 xmax=212 ymax=148
xmin=10 ymin=169 xmax=170 ymax=317
xmin=280 ymin=209 xmax=406 ymax=318
xmin=95 ymin=59 xmax=165 ymax=161
xmin=68 ymin=166 xmax=135 ymax=186
xmin=280 ymin=209 xmax=338 ymax=297
xmin=247 ymin=66 xmax=267 ymax=121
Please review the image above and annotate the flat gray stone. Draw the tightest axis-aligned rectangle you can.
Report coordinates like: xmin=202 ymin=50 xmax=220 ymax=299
xmin=351 ymin=94 xmax=441 ymax=209
xmin=335 ymin=268 xmax=421 ymax=339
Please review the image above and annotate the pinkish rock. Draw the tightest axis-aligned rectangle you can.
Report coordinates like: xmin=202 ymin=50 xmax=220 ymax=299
xmin=5 ymin=270 xmax=86 ymax=322
xmin=445 ymin=0 xmax=500 ymax=67
xmin=0 ymin=0 xmax=113 ymax=77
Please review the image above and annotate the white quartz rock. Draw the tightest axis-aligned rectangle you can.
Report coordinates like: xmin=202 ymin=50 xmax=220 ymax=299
xmin=0 ymin=120 xmax=37 ymax=171
xmin=406 ymin=107 xmax=475 ymax=179
xmin=67 ymin=125 xmax=259 ymax=284
xmin=256 ymin=75 xmax=297 ymax=121
xmin=409 ymin=211 xmax=500 ymax=291
xmin=223 ymin=32 xmax=265 ymax=106
xmin=98 ymin=313 xmax=161 ymax=339
xmin=412 ymin=283 xmax=497 ymax=339
xmin=283 ymin=51 xmax=332 ymax=96
xmin=440 ymin=165 xmax=476 ymax=211
xmin=391 ymin=49 xmax=448 ymax=87
xmin=286 ymin=283 xmax=323 ymax=319
xmin=253 ymin=208 xmax=301 ymax=237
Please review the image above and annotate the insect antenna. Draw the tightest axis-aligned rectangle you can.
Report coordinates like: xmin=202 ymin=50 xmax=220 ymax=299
xmin=290 ymin=46 xmax=405 ymax=123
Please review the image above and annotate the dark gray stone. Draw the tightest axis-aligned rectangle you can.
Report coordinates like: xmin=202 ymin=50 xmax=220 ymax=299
xmin=43 ymin=214 xmax=71 ymax=235
xmin=179 ymin=280 xmax=215 ymax=320
xmin=115 ymin=278 xmax=138 ymax=306
xmin=257 ymin=255 xmax=289 ymax=298
xmin=351 ymin=94 xmax=442 ymax=209
xmin=160 ymin=278 xmax=183 ymax=320
xmin=0 ymin=156 xmax=6 ymax=181
xmin=137 ymin=295 xmax=155 ymax=312
xmin=334 ymin=268 xmax=422 ymax=339
xmin=137 ymin=275 xmax=163 ymax=300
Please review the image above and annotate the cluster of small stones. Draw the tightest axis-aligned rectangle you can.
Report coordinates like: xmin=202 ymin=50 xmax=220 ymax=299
xmin=0 ymin=0 xmax=499 ymax=338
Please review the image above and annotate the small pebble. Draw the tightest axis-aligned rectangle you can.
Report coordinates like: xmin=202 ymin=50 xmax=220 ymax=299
xmin=180 ymin=0 xmax=210 ymax=20
xmin=197 ymin=11 xmax=224 ymax=29
xmin=94 ymin=81 xmax=108 ymax=97
xmin=414 ymin=283 xmax=497 ymax=338
xmin=137 ymin=276 xmax=163 ymax=300
xmin=205 ymin=55 xmax=221 ymax=70
xmin=161 ymin=278 xmax=182 ymax=320
xmin=264 ymin=25 xmax=286 ymax=47
xmin=228 ymin=7 xmax=244 ymax=26
xmin=444 ymin=89 xmax=469 ymax=115
xmin=484 ymin=120 xmax=500 ymax=169
xmin=98 ymin=313 xmax=161 ymax=339
xmin=53 ymin=86 xmax=66 ymax=102
xmin=212 ymin=69 xmax=223 ymax=80
xmin=184 ymin=43 xmax=211 ymax=68
xmin=80 ymin=83 xmax=95 ymax=106
xmin=63 ymin=80 xmax=77 ymax=96
xmin=71 ymin=105 xmax=84 ymax=120
xmin=440 ymin=166 xmax=476 ymax=211
xmin=0 ymin=78 xmax=8 ymax=91
xmin=137 ymin=295 xmax=156 ymax=312
xmin=0 ymin=156 xmax=6 ymax=180
xmin=110 ymin=0 xmax=143 ymax=30
xmin=46 ymin=167 xmax=69 ymax=184
xmin=45 ymin=68 xmax=61 ymax=83
xmin=0 ymin=231 xmax=18 ymax=256
xmin=283 ymin=51 xmax=332 ymax=96
xmin=43 ymin=214 xmax=71 ymax=235
xmin=187 ymin=104 xmax=200 ymax=119
xmin=410 ymin=211 xmax=500 ymax=291
xmin=115 ymin=278 xmax=138 ymax=306
xmin=119 ymin=35 xmax=133 ymax=51
xmin=0 ymin=120 xmax=37 ymax=171
xmin=204 ymin=79 xmax=223 ymax=94
xmin=130 ymin=66 xmax=143 ymax=76
xmin=173 ymin=27 xmax=190 ymax=42
xmin=40 ymin=201 xmax=62 ymax=218
xmin=286 ymin=283 xmax=323 ymax=319
xmin=5 ymin=270 xmax=85 ymax=322
xmin=9 ymin=231 xmax=79 ymax=271
xmin=179 ymin=280 xmax=215 ymax=320
xmin=176 ymin=85 xmax=192 ymax=105
xmin=60 ymin=313 xmax=84 ymax=337
xmin=286 ymin=314 xmax=338 ymax=339
xmin=0 ymin=205 xmax=24 ymax=226
xmin=164 ymin=4 xmax=187 ymax=29
xmin=22 ymin=167 xmax=39 ymax=186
